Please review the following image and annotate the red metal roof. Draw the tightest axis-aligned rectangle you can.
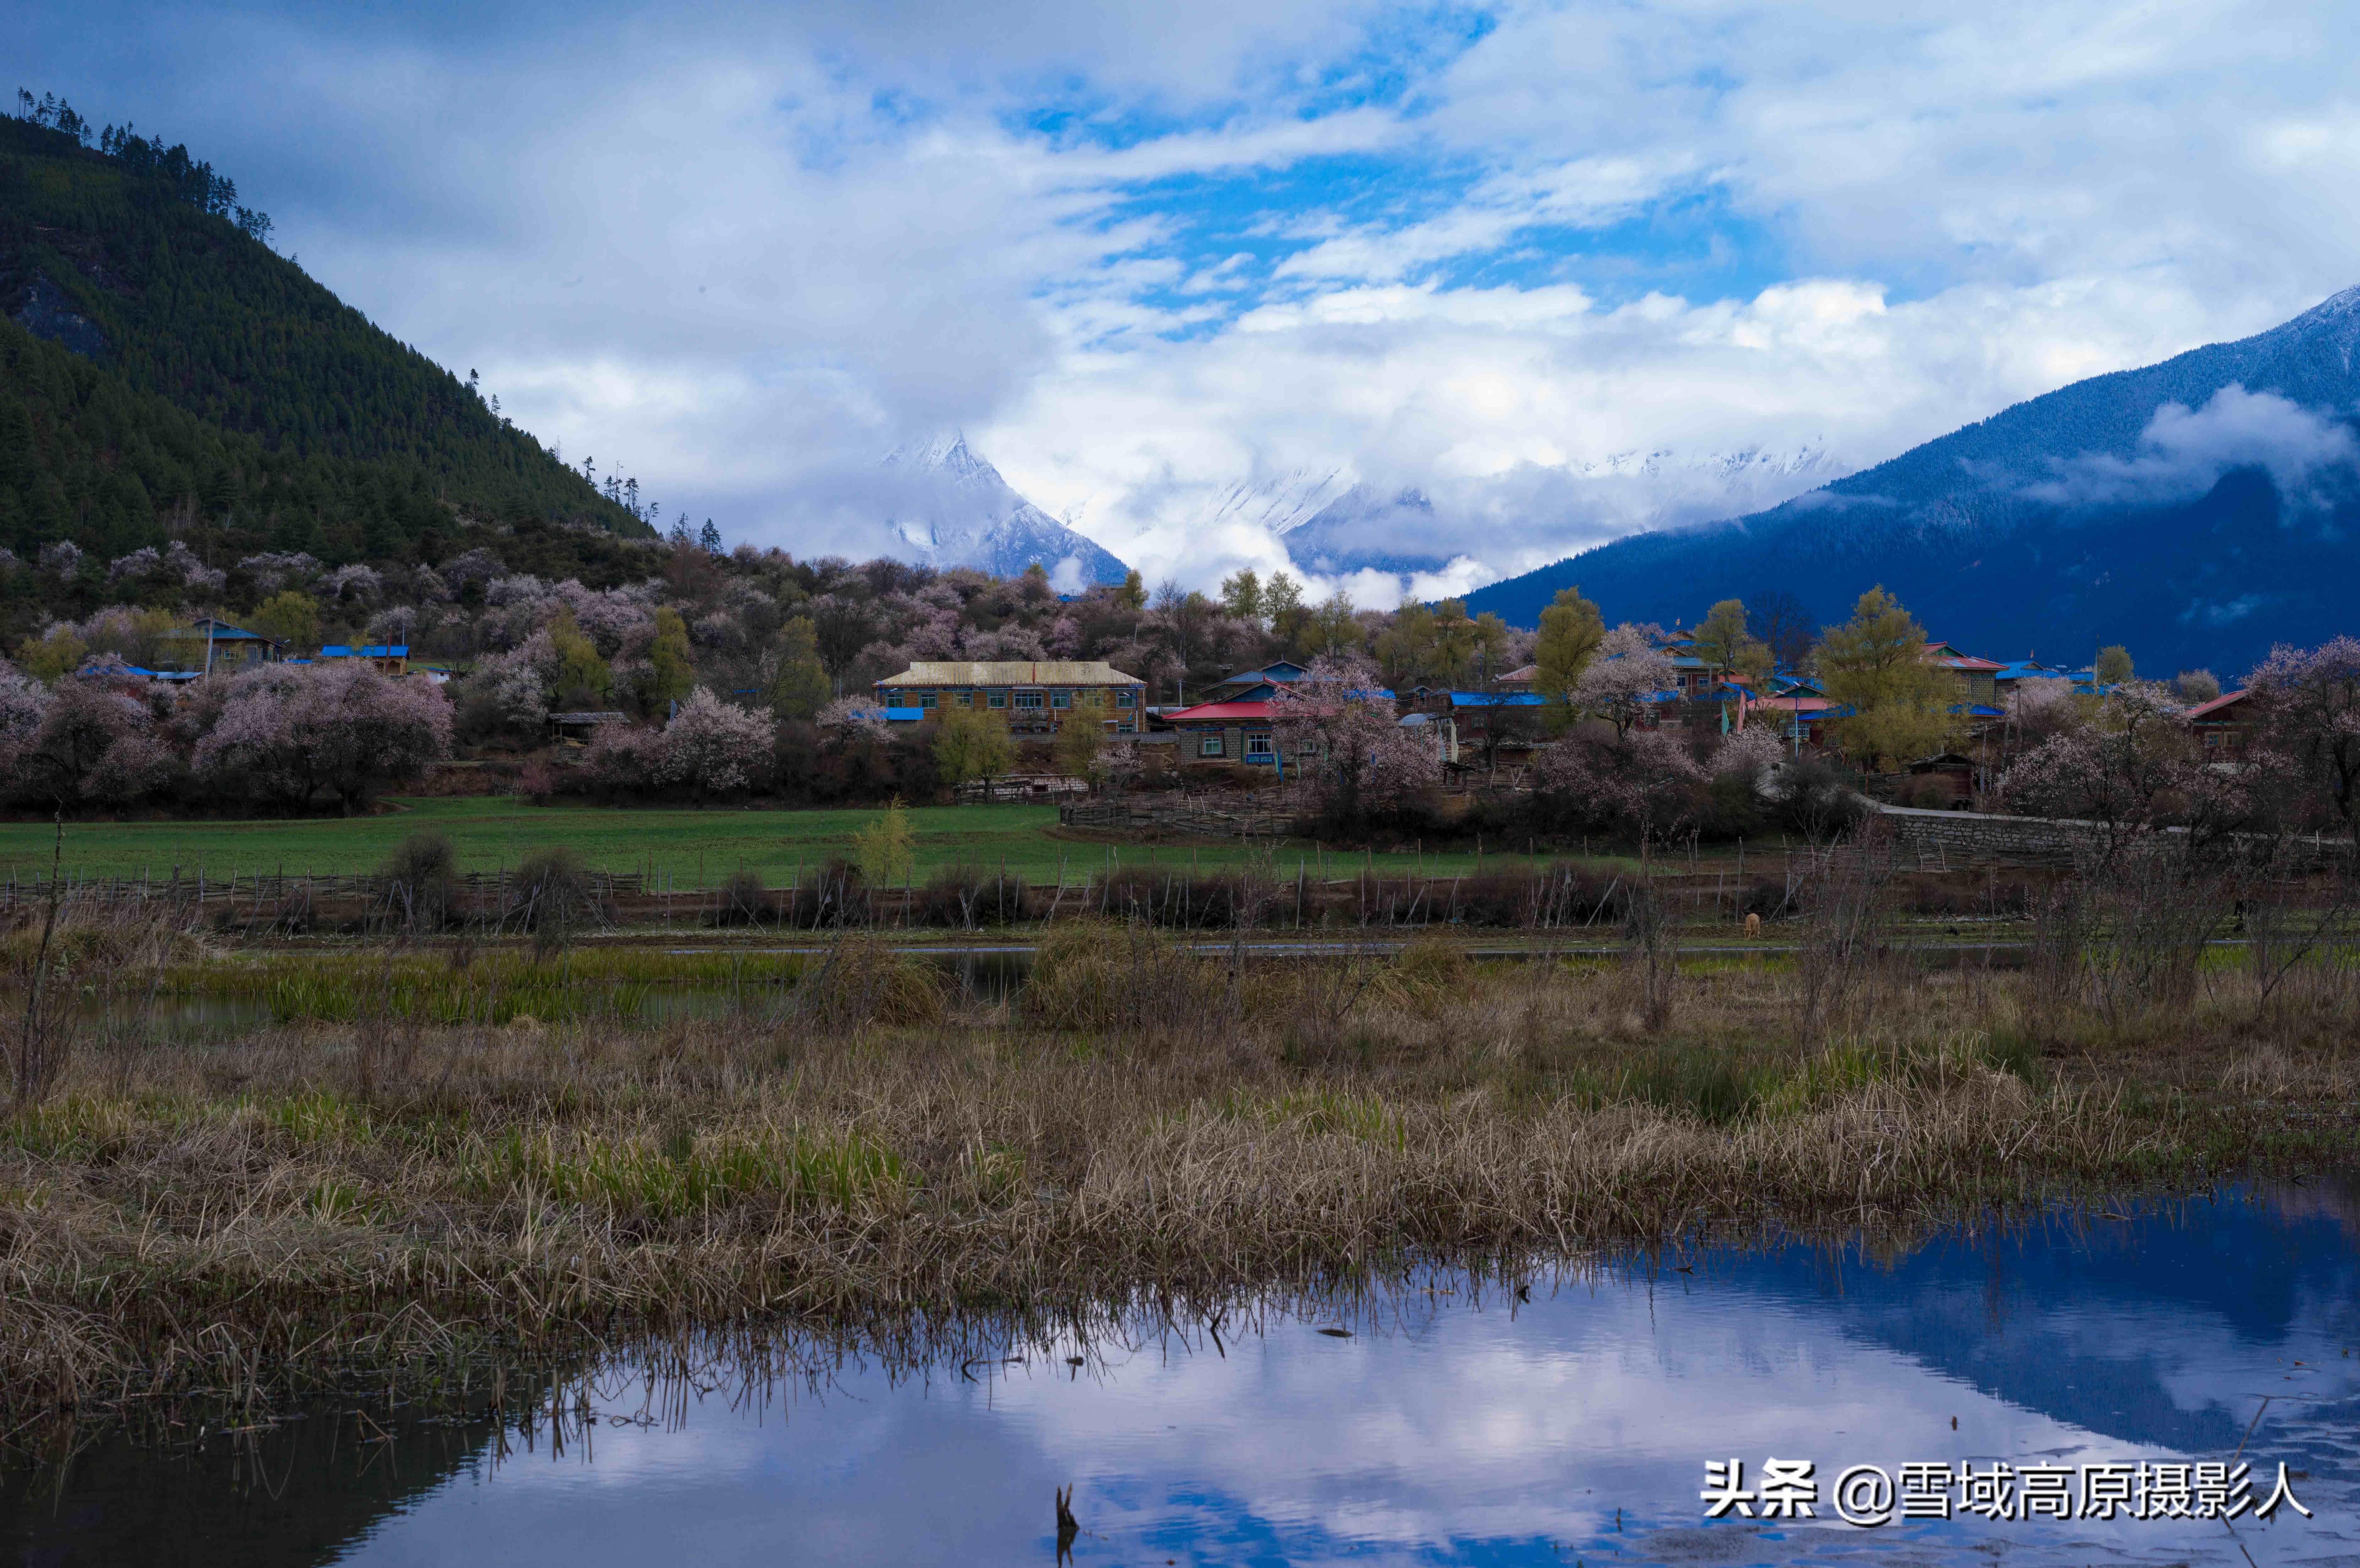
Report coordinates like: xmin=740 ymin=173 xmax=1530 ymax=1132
xmin=1923 ymin=642 xmax=2003 ymax=671
xmin=2185 ymin=689 xmax=2250 ymax=720
xmin=1161 ymin=700 xmax=1277 ymax=723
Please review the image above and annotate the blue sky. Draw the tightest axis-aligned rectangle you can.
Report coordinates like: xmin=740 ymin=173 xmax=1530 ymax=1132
xmin=8 ymin=1 xmax=2357 ymax=594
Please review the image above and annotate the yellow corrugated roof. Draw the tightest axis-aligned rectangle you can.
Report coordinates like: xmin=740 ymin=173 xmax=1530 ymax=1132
xmin=877 ymin=661 xmax=1144 ymax=687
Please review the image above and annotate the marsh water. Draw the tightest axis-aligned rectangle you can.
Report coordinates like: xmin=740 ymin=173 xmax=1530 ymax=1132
xmin=7 ymin=1187 xmax=2355 ymax=1566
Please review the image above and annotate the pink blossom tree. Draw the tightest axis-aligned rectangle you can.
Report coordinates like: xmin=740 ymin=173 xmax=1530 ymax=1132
xmin=1572 ymin=625 xmax=1677 ymax=738
xmin=82 ymin=733 xmax=179 ymax=806
xmin=656 ymin=688 xmax=776 ymax=800
xmin=1533 ymin=727 xmax=1706 ymax=841
xmin=0 ymin=663 xmax=48 ymax=787
xmin=1270 ymin=652 xmax=1438 ymax=827
xmin=579 ymin=721 xmax=666 ymax=796
xmin=12 ymin=666 xmax=157 ymax=806
xmin=194 ymin=663 xmax=453 ymax=814
xmin=2246 ymin=636 xmax=2360 ymax=842
xmin=1997 ymin=681 xmax=2270 ymax=857
xmin=817 ymin=694 xmax=890 ymax=738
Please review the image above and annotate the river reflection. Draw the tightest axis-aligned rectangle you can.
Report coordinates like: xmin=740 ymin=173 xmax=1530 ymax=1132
xmin=7 ymin=1186 xmax=2355 ymax=1566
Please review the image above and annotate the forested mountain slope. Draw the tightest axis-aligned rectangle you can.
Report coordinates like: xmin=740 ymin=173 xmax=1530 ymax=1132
xmin=1466 ymin=287 xmax=2360 ymax=674
xmin=0 ymin=106 xmax=647 ymax=617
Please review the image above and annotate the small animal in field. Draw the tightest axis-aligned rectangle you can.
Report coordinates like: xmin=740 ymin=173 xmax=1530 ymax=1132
xmin=1743 ymin=912 xmax=1762 ymax=938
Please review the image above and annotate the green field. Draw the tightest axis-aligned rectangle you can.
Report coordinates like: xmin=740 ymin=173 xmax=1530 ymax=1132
xmin=0 ymin=797 xmax=1639 ymax=887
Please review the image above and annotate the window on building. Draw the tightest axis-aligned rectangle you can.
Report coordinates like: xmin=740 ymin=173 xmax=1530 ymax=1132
xmin=1014 ymin=691 xmax=1044 ymax=710
xmin=1050 ymin=690 xmax=1071 ymax=708
xmin=987 ymin=691 xmax=1008 ymax=708
xmin=1116 ymin=689 xmax=1135 ymax=707
xmin=915 ymin=691 xmax=936 ymax=709
xmin=1246 ymin=732 xmax=1274 ymax=759
xmin=1199 ymin=735 xmax=1224 ymax=757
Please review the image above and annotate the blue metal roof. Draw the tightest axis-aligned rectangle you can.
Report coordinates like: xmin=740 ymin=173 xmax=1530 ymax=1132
xmin=1449 ymin=691 xmax=1547 ymax=707
xmin=1214 ymin=661 xmax=1309 ymax=686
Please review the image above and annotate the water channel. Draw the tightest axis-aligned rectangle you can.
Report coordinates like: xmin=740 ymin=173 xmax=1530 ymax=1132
xmin=6 ymin=1185 xmax=2354 ymax=1565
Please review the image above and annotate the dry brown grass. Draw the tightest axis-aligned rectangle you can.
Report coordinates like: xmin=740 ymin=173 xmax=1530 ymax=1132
xmin=1 ymin=918 xmax=2353 ymax=1439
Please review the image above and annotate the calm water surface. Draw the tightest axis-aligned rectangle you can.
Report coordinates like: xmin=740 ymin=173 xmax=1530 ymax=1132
xmin=8 ymin=1187 xmax=2356 ymax=1566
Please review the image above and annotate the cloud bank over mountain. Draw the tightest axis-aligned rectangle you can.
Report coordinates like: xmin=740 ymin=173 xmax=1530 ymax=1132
xmin=13 ymin=0 xmax=2360 ymax=597
xmin=2026 ymin=386 xmax=2360 ymax=512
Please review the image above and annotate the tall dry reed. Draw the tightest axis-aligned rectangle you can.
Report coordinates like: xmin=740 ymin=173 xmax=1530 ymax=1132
xmin=1 ymin=923 xmax=2352 ymax=1440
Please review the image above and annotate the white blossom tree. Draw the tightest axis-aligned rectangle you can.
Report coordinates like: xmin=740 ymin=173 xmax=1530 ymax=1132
xmin=655 ymin=688 xmax=776 ymax=799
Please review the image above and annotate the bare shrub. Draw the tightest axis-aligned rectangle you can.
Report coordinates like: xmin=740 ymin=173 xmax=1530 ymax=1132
xmin=914 ymin=864 xmax=1030 ymax=929
xmin=1620 ymin=874 xmax=1679 ymax=1032
xmin=381 ymin=831 xmax=461 ymax=933
xmin=1799 ymin=818 xmax=1899 ymax=1039
xmin=2026 ymin=882 xmax=2090 ymax=1019
xmin=506 ymin=847 xmax=607 ymax=956
xmin=2242 ymin=860 xmax=2360 ymax=1019
xmin=2074 ymin=838 xmax=2238 ymax=1026
xmin=1098 ymin=865 xmax=1279 ymax=929
xmin=718 ymin=870 xmax=775 ymax=927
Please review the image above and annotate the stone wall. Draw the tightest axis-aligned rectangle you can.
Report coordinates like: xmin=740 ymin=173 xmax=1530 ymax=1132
xmin=1877 ymin=805 xmax=2091 ymax=868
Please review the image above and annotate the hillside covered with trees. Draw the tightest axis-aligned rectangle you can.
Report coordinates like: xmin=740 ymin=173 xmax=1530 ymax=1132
xmin=0 ymin=93 xmax=654 ymax=648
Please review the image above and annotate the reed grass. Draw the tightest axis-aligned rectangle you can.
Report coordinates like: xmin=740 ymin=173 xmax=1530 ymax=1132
xmin=0 ymin=912 xmax=2353 ymax=1443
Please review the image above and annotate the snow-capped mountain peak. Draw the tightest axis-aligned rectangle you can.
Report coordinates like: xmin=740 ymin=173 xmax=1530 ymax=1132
xmin=874 ymin=432 xmax=1131 ymax=587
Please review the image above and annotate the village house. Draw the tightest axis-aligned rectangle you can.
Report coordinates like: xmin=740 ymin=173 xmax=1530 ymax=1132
xmin=1990 ymin=658 xmax=2059 ymax=700
xmin=2186 ymin=688 xmax=2257 ymax=753
xmin=1925 ymin=641 xmax=2004 ymax=705
xmin=1156 ymin=663 xmax=1398 ymax=766
xmin=872 ymin=660 xmax=1147 ymax=736
xmin=1744 ymin=676 xmax=1838 ymax=751
xmin=319 ymin=643 xmax=410 ymax=675
xmin=1447 ymin=689 xmax=1549 ymax=769
xmin=1195 ymin=660 xmax=1310 ymax=703
xmin=154 ymin=616 xmax=284 ymax=675
xmin=1157 ymin=698 xmax=1281 ymax=763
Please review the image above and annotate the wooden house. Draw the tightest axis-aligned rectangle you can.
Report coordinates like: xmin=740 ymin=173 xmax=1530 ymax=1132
xmin=873 ymin=660 xmax=1147 ymax=736
xmin=2186 ymin=689 xmax=2257 ymax=754
xmin=155 ymin=617 xmax=284 ymax=675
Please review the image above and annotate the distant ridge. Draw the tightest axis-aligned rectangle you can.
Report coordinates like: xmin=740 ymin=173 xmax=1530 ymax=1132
xmin=1465 ymin=287 xmax=2360 ymax=674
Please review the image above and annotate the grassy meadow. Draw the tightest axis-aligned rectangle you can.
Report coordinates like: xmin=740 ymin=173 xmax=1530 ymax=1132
xmin=0 ymin=796 xmax=1652 ymax=889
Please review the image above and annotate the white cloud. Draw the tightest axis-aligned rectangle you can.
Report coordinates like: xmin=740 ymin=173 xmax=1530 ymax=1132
xmin=11 ymin=0 xmax=2358 ymax=587
xmin=2026 ymin=385 xmax=2360 ymax=509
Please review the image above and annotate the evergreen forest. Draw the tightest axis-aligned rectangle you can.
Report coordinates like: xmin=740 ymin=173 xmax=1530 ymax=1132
xmin=0 ymin=101 xmax=653 ymax=640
